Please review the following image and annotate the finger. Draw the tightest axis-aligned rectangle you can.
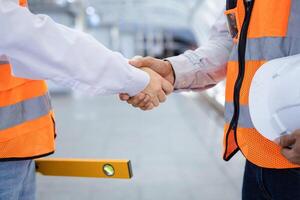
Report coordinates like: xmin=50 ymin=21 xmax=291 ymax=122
xmin=274 ymin=137 xmax=281 ymax=145
xmin=146 ymin=104 xmax=155 ymax=111
xmin=142 ymin=103 xmax=154 ymax=111
xmin=158 ymin=90 xmax=166 ymax=103
xmin=140 ymin=107 xmax=148 ymax=111
xmin=127 ymin=93 xmax=146 ymax=106
xmin=136 ymin=94 xmax=151 ymax=108
xmin=127 ymin=93 xmax=144 ymax=104
xmin=127 ymin=97 xmax=136 ymax=105
xmin=131 ymin=95 xmax=149 ymax=108
xmin=152 ymin=96 xmax=160 ymax=107
xmin=281 ymin=148 xmax=296 ymax=163
xmin=279 ymin=134 xmax=296 ymax=148
xmin=141 ymin=102 xmax=152 ymax=110
xmin=119 ymin=93 xmax=130 ymax=101
xmin=161 ymin=79 xmax=174 ymax=95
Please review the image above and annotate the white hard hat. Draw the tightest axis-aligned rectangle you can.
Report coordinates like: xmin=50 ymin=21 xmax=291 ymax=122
xmin=249 ymin=55 xmax=300 ymax=141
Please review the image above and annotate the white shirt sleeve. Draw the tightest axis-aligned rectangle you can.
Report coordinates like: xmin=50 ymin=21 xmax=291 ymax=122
xmin=166 ymin=11 xmax=233 ymax=91
xmin=0 ymin=0 xmax=149 ymax=96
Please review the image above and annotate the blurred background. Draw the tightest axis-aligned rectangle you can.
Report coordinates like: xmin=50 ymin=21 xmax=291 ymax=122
xmin=28 ymin=0 xmax=244 ymax=199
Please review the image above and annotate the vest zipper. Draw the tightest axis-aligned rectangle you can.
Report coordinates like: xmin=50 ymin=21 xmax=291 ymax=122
xmin=224 ymin=0 xmax=255 ymax=161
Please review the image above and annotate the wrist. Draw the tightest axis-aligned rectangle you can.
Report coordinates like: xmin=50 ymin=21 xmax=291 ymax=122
xmin=164 ymin=60 xmax=176 ymax=85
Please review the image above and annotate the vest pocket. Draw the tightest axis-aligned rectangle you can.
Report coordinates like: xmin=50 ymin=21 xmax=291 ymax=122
xmin=225 ymin=8 xmax=240 ymax=42
xmin=224 ymin=1 xmax=245 ymax=43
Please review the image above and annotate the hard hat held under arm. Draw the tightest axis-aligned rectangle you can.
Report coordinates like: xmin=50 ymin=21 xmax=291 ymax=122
xmin=0 ymin=0 xmax=149 ymax=96
xmin=249 ymin=54 xmax=300 ymax=142
xmin=166 ymin=10 xmax=233 ymax=91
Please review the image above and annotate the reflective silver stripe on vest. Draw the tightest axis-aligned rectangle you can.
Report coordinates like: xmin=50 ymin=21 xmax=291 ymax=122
xmin=0 ymin=94 xmax=52 ymax=130
xmin=228 ymin=0 xmax=300 ymax=62
xmin=229 ymin=37 xmax=300 ymax=61
xmin=224 ymin=102 xmax=254 ymax=128
xmin=288 ymin=0 xmax=300 ymax=37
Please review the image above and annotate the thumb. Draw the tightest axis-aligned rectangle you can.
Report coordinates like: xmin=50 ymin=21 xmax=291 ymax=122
xmin=279 ymin=134 xmax=296 ymax=148
xmin=129 ymin=58 xmax=144 ymax=68
xmin=129 ymin=57 xmax=157 ymax=70
xmin=161 ymin=79 xmax=174 ymax=95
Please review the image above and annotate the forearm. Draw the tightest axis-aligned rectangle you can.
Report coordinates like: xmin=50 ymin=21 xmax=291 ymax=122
xmin=0 ymin=1 xmax=149 ymax=96
xmin=167 ymin=12 xmax=233 ymax=91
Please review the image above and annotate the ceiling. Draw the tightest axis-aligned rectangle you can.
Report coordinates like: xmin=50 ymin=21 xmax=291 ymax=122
xmin=86 ymin=0 xmax=203 ymax=28
xmin=29 ymin=0 xmax=205 ymax=28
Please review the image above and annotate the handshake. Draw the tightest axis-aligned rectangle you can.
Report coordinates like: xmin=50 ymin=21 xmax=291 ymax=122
xmin=119 ymin=56 xmax=175 ymax=111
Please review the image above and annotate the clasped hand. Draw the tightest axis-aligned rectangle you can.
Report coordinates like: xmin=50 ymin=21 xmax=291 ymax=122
xmin=277 ymin=130 xmax=300 ymax=165
xmin=119 ymin=57 xmax=175 ymax=111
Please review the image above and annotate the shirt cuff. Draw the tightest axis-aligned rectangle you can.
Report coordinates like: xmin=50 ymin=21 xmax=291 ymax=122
xmin=123 ymin=67 xmax=150 ymax=96
xmin=166 ymin=54 xmax=195 ymax=90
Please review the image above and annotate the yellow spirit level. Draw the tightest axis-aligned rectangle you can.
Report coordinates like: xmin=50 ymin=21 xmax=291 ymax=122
xmin=35 ymin=158 xmax=133 ymax=179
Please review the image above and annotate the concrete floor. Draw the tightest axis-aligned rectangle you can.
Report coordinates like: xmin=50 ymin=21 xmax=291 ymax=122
xmin=37 ymin=92 xmax=245 ymax=200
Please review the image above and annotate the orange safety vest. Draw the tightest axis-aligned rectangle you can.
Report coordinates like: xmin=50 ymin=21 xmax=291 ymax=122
xmin=0 ymin=0 xmax=56 ymax=160
xmin=224 ymin=0 xmax=300 ymax=169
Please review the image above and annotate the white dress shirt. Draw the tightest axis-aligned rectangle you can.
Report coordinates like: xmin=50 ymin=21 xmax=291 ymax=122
xmin=167 ymin=12 xmax=233 ymax=91
xmin=0 ymin=0 xmax=149 ymax=96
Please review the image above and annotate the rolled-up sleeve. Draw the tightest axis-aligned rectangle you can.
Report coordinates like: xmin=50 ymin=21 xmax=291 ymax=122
xmin=167 ymin=11 xmax=233 ymax=91
xmin=0 ymin=0 xmax=149 ymax=96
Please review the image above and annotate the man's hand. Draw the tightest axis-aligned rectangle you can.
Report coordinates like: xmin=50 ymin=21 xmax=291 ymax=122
xmin=129 ymin=57 xmax=175 ymax=85
xmin=123 ymin=67 xmax=173 ymax=111
xmin=119 ymin=57 xmax=175 ymax=110
xmin=278 ymin=130 xmax=300 ymax=165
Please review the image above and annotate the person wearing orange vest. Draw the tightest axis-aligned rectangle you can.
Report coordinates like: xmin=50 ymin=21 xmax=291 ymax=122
xmin=121 ymin=0 xmax=300 ymax=199
xmin=0 ymin=0 xmax=173 ymax=199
